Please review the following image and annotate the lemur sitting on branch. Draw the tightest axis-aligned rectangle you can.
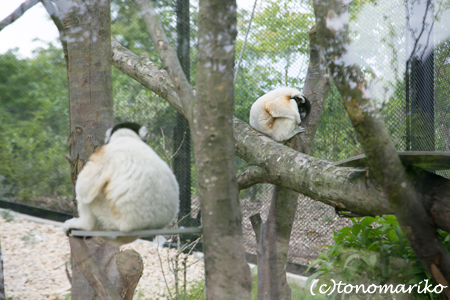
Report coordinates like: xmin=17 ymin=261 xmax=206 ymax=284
xmin=249 ymin=87 xmax=310 ymax=142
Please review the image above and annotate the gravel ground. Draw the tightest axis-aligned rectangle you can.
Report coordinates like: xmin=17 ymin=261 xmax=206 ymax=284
xmin=0 ymin=211 xmax=204 ymax=300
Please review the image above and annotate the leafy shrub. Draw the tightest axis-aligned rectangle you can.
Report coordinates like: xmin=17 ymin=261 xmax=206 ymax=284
xmin=306 ymin=216 xmax=450 ymax=299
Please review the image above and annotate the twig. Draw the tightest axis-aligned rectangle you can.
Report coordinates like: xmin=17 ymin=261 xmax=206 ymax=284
xmin=160 ymin=128 xmax=187 ymax=164
xmin=156 ymin=245 xmax=174 ymax=299
xmin=175 ymin=234 xmax=181 ymax=300
xmin=176 ymin=208 xmax=197 ymax=224
xmin=194 ymin=287 xmax=205 ymax=300
xmin=65 ymin=260 xmax=72 ymax=285
xmin=234 ymin=0 xmax=258 ymax=85
xmin=186 ymin=257 xmax=203 ymax=269
xmin=183 ymin=255 xmax=187 ymax=300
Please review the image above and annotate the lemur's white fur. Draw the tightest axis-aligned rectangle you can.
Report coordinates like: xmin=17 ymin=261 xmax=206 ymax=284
xmin=249 ymin=87 xmax=307 ymax=142
xmin=63 ymin=127 xmax=179 ymax=241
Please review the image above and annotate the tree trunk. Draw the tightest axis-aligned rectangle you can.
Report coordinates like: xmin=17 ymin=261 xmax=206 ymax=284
xmin=56 ymin=0 xmax=143 ymax=298
xmin=193 ymin=0 xmax=252 ymax=298
xmin=254 ymin=186 xmax=298 ymax=300
xmin=133 ymin=0 xmax=252 ymax=297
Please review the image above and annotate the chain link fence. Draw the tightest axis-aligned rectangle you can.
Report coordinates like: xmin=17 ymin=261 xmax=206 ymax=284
xmin=1 ymin=0 xmax=449 ymax=266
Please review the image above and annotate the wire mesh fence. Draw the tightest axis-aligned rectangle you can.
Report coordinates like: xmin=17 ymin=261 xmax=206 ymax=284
xmin=0 ymin=0 xmax=449 ymax=266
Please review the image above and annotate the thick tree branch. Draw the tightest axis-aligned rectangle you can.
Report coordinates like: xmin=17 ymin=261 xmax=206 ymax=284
xmin=110 ymin=40 xmax=450 ymax=231
xmin=233 ymin=118 xmax=389 ymax=215
xmin=0 ymin=0 xmax=40 ymax=31
xmin=313 ymin=0 xmax=450 ymax=294
xmin=133 ymin=0 xmax=194 ymax=114
xmin=111 ymin=36 xmax=185 ymax=118
xmin=237 ymin=165 xmax=269 ymax=190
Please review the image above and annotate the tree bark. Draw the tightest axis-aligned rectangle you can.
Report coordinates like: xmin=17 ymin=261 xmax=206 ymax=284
xmin=55 ymin=0 xmax=143 ymax=298
xmin=193 ymin=0 xmax=252 ymax=298
xmin=69 ymin=237 xmax=143 ymax=300
xmin=313 ymin=0 xmax=450 ymax=296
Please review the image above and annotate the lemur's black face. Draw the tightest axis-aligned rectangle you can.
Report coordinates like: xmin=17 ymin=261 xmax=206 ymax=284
xmin=292 ymin=95 xmax=311 ymax=120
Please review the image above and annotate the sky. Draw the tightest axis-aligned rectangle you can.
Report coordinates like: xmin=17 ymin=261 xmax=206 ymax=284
xmin=1 ymin=0 xmax=449 ymax=78
xmin=0 ymin=0 xmax=59 ymax=58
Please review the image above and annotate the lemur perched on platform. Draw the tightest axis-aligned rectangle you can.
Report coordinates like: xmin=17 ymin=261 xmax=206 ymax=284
xmin=64 ymin=122 xmax=179 ymax=242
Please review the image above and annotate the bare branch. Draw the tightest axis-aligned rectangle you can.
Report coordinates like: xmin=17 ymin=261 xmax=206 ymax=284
xmin=156 ymin=245 xmax=174 ymax=300
xmin=133 ymin=0 xmax=195 ymax=114
xmin=0 ymin=0 xmax=40 ymax=31
xmin=111 ymin=36 xmax=185 ymax=118
xmin=40 ymin=0 xmax=68 ymax=65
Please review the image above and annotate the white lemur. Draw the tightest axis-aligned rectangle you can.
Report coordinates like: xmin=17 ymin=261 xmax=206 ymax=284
xmin=63 ymin=122 xmax=179 ymax=241
xmin=249 ymin=87 xmax=311 ymax=142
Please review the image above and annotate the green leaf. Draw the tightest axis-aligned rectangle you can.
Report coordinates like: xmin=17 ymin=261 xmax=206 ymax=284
xmin=362 ymin=254 xmax=377 ymax=269
xmin=344 ymin=253 xmax=360 ymax=268
xmin=351 ymin=224 xmax=363 ymax=236
xmin=305 ymin=271 xmax=324 ymax=288
xmin=339 ymin=227 xmax=352 ymax=235
xmin=361 ymin=216 xmax=377 ymax=226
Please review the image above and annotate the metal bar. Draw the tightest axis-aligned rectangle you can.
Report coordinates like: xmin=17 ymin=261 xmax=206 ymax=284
xmin=70 ymin=227 xmax=203 ymax=238
xmin=0 ymin=240 xmax=4 ymax=300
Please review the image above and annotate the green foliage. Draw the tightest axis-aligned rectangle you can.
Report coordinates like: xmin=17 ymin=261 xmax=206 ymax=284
xmin=311 ymin=84 xmax=362 ymax=161
xmin=234 ymin=0 xmax=314 ymax=121
xmin=306 ymin=216 xmax=449 ymax=299
xmin=182 ymin=280 xmax=205 ymax=300
xmin=0 ymin=47 xmax=71 ymax=200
